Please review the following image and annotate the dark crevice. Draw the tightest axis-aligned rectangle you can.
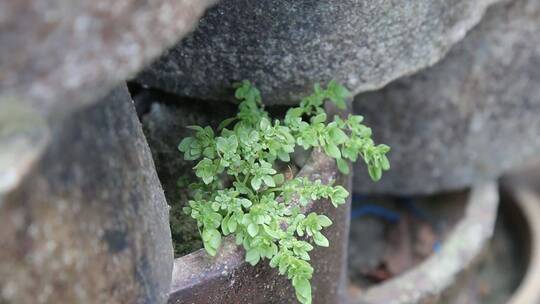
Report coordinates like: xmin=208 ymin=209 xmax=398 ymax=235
xmin=127 ymin=81 xmax=153 ymax=119
xmin=125 ymin=84 xmax=303 ymax=258
xmin=125 ymin=85 xmax=237 ymax=257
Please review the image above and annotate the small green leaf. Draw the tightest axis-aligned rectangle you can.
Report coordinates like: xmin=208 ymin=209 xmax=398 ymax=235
xmin=251 ymin=177 xmax=262 ymax=191
xmin=218 ymin=117 xmax=237 ymax=130
xmin=311 ymin=113 xmax=327 ymax=124
xmin=264 ymin=225 xmax=281 ymax=239
xmin=262 ymin=175 xmax=276 ymax=187
xmin=194 ymin=158 xmax=218 ymax=184
xmin=368 ymin=165 xmax=382 ymax=181
xmin=324 ymin=143 xmax=341 ymax=159
xmin=336 ymin=158 xmax=349 ymax=174
xmin=246 ymin=249 xmax=261 ymax=266
xmin=178 ymin=137 xmax=193 ymax=152
xmin=326 ymin=80 xmax=350 ymax=109
xmin=247 ymin=223 xmax=259 ymax=237
xmin=273 ymin=173 xmax=285 ymax=185
xmin=221 ymin=217 xmax=230 ymax=235
xmin=329 ymin=128 xmax=348 ymax=144
xmin=260 ymin=117 xmax=271 ymax=131
xmin=186 ymin=125 xmax=204 ymax=132
xmin=294 ymin=278 xmax=312 ymax=303
xmin=317 ymin=215 xmax=332 ymax=227
xmin=286 ymin=107 xmax=304 ymax=119
xmin=330 ymin=186 xmax=349 ymax=207
xmin=216 ymin=137 xmax=227 ymax=152
xmin=313 ymin=232 xmax=329 ymax=247
xmin=235 ymin=232 xmax=244 ymax=245
xmin=239 ymin=198 xmax=252 ymax=208
xmin=202 ymin=229 xmax=221 ymax=256
xmin=381 ymin=155 xmax=390 ymax=170
xmin=210 ymin=232 xmax=222 ymax=248
xmin=228 ymin=218 xmax=238 ymax=233
xmin=277 ymin=151 xmax=290 ymax=162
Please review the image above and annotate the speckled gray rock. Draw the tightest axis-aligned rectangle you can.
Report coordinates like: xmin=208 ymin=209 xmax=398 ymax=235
xmin=353 ymin=0 xmax=540 ymax=195
xmin=0 ymin=0 xmax=216 ymax=197
xmin=0 ymin=86 xmax=173 ymax=304
xmin=136 ymin=0 xmax=500 ymax=105
xmin=0 ymin=0 xmax=216 ymax=116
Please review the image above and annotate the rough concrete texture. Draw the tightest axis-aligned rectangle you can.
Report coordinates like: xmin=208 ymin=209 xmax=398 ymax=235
xmin=0 ymin=0 xmax=216 ymax=197
xmin=353 ymin=0 xmax=540 ymax=194
xmin=136 ymin=0 xmax=500 ymax=105
xmin=169 ymin=149 xmax=352 ymax=304
xmin=0 ymin=86 xmax=173 ymax=304
xmin=0 ymin=0 xmax=216 ymax=117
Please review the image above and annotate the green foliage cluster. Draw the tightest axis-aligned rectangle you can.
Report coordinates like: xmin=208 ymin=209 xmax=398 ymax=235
xmin=179 ymin=81 xmax=389 ymax=304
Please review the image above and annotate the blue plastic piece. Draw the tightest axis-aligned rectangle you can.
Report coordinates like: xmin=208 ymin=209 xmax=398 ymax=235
xmin=351 ymin=193 xmax=442 ymax=255
xmin=433 ymin=241 xmax=442 ymax=253
xmin=350 ymin=204 xmax=400 ymax=223
xmin=351 ymin=193 xmax=371 ymax=202
xmin=399 ymin=197 xmax=430 ymax=220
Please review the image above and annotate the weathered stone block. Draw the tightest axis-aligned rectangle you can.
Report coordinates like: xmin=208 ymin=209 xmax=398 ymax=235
xmin=137 ymin=0 xmax=499 ymax=105
xmin=0 ymin=86 xmax=173 ymax=303
xmin=0 ymin=0 xmax=216 ymax=193
xmin=353 ymin=0 xmax=540 ymax=194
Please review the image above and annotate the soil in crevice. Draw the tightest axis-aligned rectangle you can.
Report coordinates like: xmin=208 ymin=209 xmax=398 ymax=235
xmin=130 ymin=87 xmax=237 ymax=257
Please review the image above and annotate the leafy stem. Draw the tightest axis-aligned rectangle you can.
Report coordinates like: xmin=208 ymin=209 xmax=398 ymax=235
xmin=178 ymin=80 xmax=389 ymax=304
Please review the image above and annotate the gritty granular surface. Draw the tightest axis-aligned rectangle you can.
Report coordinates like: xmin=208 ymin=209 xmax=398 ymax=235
xmin=137 ymin=0 xmax=500 ymax=105
xmin=353 ymin=0 xmax=540 ymax=195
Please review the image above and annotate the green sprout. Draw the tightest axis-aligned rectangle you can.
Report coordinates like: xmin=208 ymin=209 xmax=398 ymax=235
xmin=179 ymin=80 xmax=389 ymax=304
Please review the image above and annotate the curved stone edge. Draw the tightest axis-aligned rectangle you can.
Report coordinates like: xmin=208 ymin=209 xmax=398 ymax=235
xmin=0 ymin=85 xmax=173 ymax=303
xmin=350 ymin=0 xmax=500 ymax=97
xmin=502 ymin=178 xmax=540 ymax=304
xmin=1 ymin=0 xmax=219 ymax=117
xmin=353 ymin=0 xmax=540 ymax=195
xmin=0 ymin=99 xmax=49 ymax=201
xmin=136 ymin=0 xmax=502 ymax=105
xmin=351 ymin=181 xmax=499 ymax=304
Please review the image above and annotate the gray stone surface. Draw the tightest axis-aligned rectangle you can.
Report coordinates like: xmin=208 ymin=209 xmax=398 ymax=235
xmin=0 ymin=0 xmax=216 ymax=117
xmin=0 ymin=86 xmax=173 ymax=304
xmin=136 ymin=0 xmax=499 ymax=105
xmin=353 ymin=0 xmax=540 ymax=195
xmin=0 ymin=0 xmax=216 ymax=196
